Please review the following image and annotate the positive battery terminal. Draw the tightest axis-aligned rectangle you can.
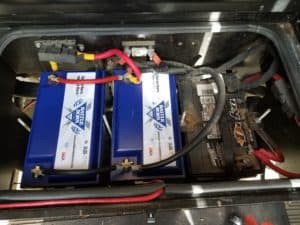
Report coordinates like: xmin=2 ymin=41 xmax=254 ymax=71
xmin=48 ymin=74 xmax=59 ymax=84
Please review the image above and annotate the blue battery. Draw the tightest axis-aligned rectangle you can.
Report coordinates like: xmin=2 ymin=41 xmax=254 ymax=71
xmin=22 ymin=71 xmax=105 ymax=187
xmin=111 ymin=71 xmax=184 ymax=181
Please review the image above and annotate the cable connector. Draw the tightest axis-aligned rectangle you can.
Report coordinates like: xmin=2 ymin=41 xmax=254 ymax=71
xmin=48 ymin=74 xmax=59 ymax=84
xmin=31 ymin=165 xmax=45 ymax=179
xmin=77 ymin=52 xmax=95 ymax=61
xmin=123 ymin=73 xmax=141 ymax=84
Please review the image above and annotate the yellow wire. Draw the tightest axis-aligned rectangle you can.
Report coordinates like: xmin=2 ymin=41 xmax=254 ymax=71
xmin=128 ymin=74 xmax=140 ymax=84
xmin=49 ymin=61 xmax=58 ymax=71
xmin=77 ymin=52 xmax=95 ymax=61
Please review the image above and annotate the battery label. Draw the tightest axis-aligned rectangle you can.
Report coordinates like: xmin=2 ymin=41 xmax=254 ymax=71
xmin=142 ymin=72 xmax=176 ymax=165
xmin=54 ymin=72 xmax=96 ymax=170
xmin=197 ymin=82 xmax=221 ymax=139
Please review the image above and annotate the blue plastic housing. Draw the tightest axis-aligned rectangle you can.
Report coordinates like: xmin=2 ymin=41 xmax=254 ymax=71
xmin=22 ymin=71 xmax=105 ymax=187
xmin=111 ymin=71 xmax=184 ymax=181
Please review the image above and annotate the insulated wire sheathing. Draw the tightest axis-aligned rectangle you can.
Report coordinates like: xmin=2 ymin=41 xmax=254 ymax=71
xmin=50 ymin=49 xmax=141 ymax=85
xmin=55 ymin=75 xmax=121 ymax=85
xmin=0 ymin=182 xmax=165 ymax=209
xmin=78 ymin=48 xmax=142 ymax=82
xmin=252 ymin=148 xmax=300 ymax=178
xmin=216 ymin=44 xmax=278 ymax=92
xmin=0 ymin=188 xmax=164 ymax=209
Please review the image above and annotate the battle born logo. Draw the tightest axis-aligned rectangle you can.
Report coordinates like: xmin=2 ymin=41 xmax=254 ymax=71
xmin=65 ymin=99 xmax=91 ymax=134
xmin=146 ymin=101 xmax=171 ymax=131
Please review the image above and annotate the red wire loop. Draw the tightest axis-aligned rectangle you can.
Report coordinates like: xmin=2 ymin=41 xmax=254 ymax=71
xmin=253 ymin=148 xmax=300 ymax=178
xmin=0 ymin=188 xmax=164 ymax=209
xmin=94 ymin=49 xmax=142 ymax=81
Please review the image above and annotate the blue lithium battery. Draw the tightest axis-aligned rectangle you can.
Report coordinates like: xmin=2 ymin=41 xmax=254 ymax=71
xmin=22 ymin=71 xmax=105 ymax=187
xmin=111 ymin=71 xmax=184 ymax=180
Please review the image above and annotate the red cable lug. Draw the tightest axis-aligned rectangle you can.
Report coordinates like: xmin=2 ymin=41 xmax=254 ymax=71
xmin=152 ymin=53 xmax=162 ymax=65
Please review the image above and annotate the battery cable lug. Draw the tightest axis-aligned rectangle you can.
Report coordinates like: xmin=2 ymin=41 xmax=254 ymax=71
xmin=123 ymin=73 xmax=141 ymax=84
xmin=48 ymin=74 xmax=60 ymax=84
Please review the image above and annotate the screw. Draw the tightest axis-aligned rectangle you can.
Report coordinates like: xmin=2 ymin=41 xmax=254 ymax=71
xmin=147 ymin=212 xmax=156 ymax=224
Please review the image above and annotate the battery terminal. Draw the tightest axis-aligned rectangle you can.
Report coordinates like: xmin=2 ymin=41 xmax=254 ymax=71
xmin=116 ymin=158 xmax=141 ymax=171
xmin=123 ymin=73 xmax=141 ymax=84
xmin=31 ymin=165 xmax=45 ymax=179
xmin=48 ymin=74 xmax=59 ymax=84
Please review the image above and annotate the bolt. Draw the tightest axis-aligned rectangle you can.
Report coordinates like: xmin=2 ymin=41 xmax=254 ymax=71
xmin=256 ymin=108 xmax=271 ymax=123
xmin=259 ymin=5 xmax=264 ymax=11
xmin=35 ymin=42 xmax=41 ymax=48
xmin=77 ymin=44 xmax=85 ymax=52
xmin=137 ymin=33 xmax=146 ymax=38
xmin=230 ymin=216 xmax=243 ymax=225
xmin=147 ymin=212 xmax=156 ymax=224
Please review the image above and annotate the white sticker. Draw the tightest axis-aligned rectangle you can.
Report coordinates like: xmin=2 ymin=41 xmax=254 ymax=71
xmin=142 ymin=72 xmax=176 ymax=166
xmin=196 ymin=82 xmax=218 ymax=96
xmin=54 ymin=72 xmax=96 ymax=170
xmin=290 ymin=179 xmax=300 ymax=188
xmin=200 ymin=96 xmax=215 ymax=104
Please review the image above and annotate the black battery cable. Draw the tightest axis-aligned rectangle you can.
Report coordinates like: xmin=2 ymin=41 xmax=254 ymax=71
xmin=216 ymin=43 xmax=266 ymax=73
xmin=216 ymin=44 xmax=278 ymax=92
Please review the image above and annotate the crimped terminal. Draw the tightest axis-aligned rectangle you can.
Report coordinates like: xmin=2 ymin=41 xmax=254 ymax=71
xmin=123 ymin=73 xmax=141 ymax=84
xmin=48 ymin=74 xmax=59 ymax=84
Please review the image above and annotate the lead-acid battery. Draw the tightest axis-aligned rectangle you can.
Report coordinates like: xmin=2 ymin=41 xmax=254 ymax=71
xmin=111 ymin=71 xmax=184 ymax=180
xmin=22 ymin=71 xmax=105 ymax=187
